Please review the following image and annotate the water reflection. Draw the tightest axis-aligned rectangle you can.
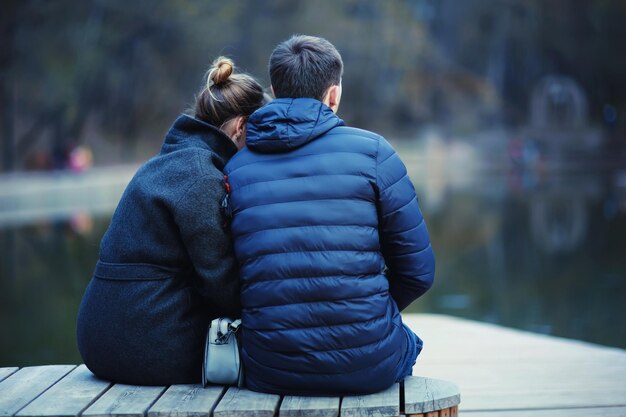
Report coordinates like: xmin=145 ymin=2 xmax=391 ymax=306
xmin=0 ymin=162 xmax=625 ymax=367
xmin=0 ymin=215 xmax=109 ymax=366
xmin=408 ymin=165 xmax=626 ymax=351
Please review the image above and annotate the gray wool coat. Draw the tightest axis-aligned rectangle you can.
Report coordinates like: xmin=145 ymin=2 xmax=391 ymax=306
xmin=77 ymin=114 xmax=240 ymax=385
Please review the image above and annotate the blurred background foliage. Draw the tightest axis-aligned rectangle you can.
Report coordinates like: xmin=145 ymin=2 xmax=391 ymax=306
xmin=2 ymin=0 xmax=626 ymax=170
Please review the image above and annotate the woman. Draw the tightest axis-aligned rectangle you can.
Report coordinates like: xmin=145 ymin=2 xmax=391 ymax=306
xmin=76 ymin=57 xmax=266 ymax=385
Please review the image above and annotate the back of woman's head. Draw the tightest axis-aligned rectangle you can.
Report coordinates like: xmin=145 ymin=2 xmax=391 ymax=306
xmin=195 ymin=57 xmax=265 ymax=127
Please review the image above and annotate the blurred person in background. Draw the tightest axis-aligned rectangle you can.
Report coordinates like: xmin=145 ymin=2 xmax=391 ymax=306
xmin=76 ymin=57 xmax=266 ymax=385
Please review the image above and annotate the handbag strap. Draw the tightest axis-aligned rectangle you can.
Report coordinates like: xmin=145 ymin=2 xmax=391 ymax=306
xmin=229 ymin=319 xmax=242 ymax=331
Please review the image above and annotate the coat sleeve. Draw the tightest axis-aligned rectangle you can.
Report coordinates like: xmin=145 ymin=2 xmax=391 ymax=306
xmin=174 ymin=174 xmax=241 ymax=318
xmin=376 ymin=138 xmax=435 ymax=311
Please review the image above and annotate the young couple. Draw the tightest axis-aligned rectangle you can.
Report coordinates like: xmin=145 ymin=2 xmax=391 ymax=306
xmin=77 ymin=35 xmax=435 ymax=396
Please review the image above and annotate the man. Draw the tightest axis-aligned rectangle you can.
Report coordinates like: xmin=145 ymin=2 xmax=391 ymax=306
xmin=224 ymin=35 xmax=435 ymax=395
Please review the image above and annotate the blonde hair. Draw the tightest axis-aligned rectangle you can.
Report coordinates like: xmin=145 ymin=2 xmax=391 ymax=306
xmin=195 ymin=56 xmax=265 ymax=127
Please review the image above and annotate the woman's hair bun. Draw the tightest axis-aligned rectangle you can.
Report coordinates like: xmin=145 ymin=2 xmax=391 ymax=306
xmin=208 ymin=56 xmax=234 ymax=87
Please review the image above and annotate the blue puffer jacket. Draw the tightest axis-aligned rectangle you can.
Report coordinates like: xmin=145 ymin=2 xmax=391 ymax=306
xmin=224 ymin=98 xmax=435 ymax=395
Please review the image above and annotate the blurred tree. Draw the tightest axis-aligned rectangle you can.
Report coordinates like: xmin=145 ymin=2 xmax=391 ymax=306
xmin=0 ymin=2 xmax=18 ymax=171
xmin=2 ymin=0 xmax=625 ymax=171
xmin=4 ymin=1 xmax=245 ymax=169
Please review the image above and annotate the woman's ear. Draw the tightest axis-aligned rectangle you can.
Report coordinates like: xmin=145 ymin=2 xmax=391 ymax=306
xmin=232 ymin=116 xmax=247 ymax=150
xmin=235 ymin=116 xmax=247 ymax=137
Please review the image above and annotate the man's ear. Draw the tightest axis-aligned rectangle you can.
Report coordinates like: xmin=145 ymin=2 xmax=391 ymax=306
xmin=270 ymin=85 xmax=276 ymax=98
xmin=323 ymin=84 xmax=342 ymax=113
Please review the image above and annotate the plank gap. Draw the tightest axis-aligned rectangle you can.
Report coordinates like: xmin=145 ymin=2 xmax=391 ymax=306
xmin=209 ymin=386 xmax=228 ymax=417
xmin=3 ymin=365 xmax=78 ymax=417
xmin=273 ymin=396 xmax=284 ymax=417
xmin=0 ymin=368 xmax=19 ymax=383
xmin=144 ymin=386 xmax=169 ymax=417
xmin=399 ymin=379 xmax=405 ymax=415
xmin=76 ymin=382 xmax=114 ymax=417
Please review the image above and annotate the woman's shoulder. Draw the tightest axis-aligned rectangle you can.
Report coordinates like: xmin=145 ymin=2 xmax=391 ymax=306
xmin=124 ymin=148 xmax=224 ymax=203
xmin=152 ymin=147 xmax=222 ymax=177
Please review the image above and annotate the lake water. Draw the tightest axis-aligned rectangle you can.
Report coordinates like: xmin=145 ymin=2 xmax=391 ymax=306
xmin=1 ymin=161 xmax=625 ymax=366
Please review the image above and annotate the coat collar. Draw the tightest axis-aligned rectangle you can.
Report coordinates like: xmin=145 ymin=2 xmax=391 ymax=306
xmin=161 ymin=114 xmax=238 ymax=161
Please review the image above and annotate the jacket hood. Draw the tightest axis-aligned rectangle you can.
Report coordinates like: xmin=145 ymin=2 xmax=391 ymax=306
xmin=246 ymin=98 xmax=344 ymax=153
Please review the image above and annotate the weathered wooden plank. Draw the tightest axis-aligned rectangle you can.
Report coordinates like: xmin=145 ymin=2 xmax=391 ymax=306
xmin=0 ymin=368 xmax=19 ymax=383
xmin=403 ymin=314 xmax=626 ymax=411
xmin=279 ymin=395 xmax=340 ymax=417
xmin=403 ymin=376 xmax=460 ymax=415
xmin=16 ymin=365 xmax=111 ymax=417
xmin=147 ymin=385 xmax=224 ymax=417
xmin=82 ymin=384 xmax=166 ymax=417
xmin=0 ymin=365 xmax=76 ymax=417
xmin=212 ymin=387 xmax=280 ymax=417
xmin=341 ymin=382 xmax=399 ymax=417
xmin=461 ymin=406 xmax=626 ymax=416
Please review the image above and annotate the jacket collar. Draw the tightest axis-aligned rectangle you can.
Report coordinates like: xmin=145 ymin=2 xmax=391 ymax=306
xmin=161 ymin=114 xmax=238 ymax=161
xmin=246 ymin=98 xmax=344 ymax=153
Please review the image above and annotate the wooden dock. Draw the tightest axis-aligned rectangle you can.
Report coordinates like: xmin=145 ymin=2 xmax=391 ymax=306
xmin=0 ymin=314 xmax=624 ymax=416
xmin=403 ymin=314 xmax=626 ymax=416
xmin=0 ymin=368 xmax=458 ymax=417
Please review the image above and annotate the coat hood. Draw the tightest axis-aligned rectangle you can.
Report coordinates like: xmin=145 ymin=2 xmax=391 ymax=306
xmin=245 ymin=98 xmax=344 ymax=153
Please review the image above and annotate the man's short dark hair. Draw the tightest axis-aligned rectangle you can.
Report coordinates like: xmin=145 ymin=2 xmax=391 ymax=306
xmin=269 ymin=35 xmax=343 ymax=101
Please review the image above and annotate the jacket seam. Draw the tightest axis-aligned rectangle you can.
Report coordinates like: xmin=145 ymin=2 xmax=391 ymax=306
xmin=325 ymin=128 xmax=381 ymax=141
xmin=235 ymin=224 xmax=377 ymax=240
xmin=404 ymin=269 xmax=434 ymax=278
xmin=244 ymin=323 xmax=395 ymax=357
xmin=287 ymin=99 xmax=294 ymax=147
xmin=241 ymin=269 xmax=381 ymax=283
xmin=243 ymin=249 xmax=379 ymax=265
xmin=378 ymin=150 xmax=395 ymax=167
xmin=382 ymin=195 xmax=416 ymax=218
xmin=234 ymin=196 xmax=374 ymax=215
xmin=244 ymin=310 xmax=388 ymax=332
xmin=380 ymin=172 xmax=408 ymax=193
xmin=227 ymin=152 xmax=376 ymax=177
xmin=303 ymin=102 xmax=323 ymax=143
xmin=233 ymin=173 xmax=374 ymax=193
xmin=242 ymin=272 xmax=377 ymax=287
xmin=375 ymin=138 xmax=381 ymax=189
xmin=383 ymin=217 xmax=424 ymax=236
xmin=242 ymin=289 xmax=388 ymax=310
xmin=388 ymin=243 xmax=432 ymax=258
xmin=96 ymin=260 xmax=181 ymax=271
xmin=244 ymin=271 xmax=382 ymax=282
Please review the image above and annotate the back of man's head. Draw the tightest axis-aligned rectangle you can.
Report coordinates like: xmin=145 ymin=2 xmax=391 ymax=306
xmin=269 ymin=35 xmax=343 ymax=102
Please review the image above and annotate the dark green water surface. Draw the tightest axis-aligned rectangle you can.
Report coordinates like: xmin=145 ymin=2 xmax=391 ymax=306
xmin=1 ymin=168 xmax=625 ymax=366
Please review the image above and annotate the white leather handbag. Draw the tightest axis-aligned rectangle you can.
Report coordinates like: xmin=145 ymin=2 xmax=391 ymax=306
xmin=202 ymin=317 xmax=244 ymax=387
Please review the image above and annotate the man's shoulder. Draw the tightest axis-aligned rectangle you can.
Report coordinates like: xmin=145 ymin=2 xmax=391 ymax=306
xmin=326 ymin=125 xmax=384 ymax=142
xmin=321 ymin=125 xmax=396 ymax=160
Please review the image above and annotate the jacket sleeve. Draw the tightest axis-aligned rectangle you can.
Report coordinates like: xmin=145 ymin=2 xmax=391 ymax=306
xmin=174 ymin=174 xmax=241 ymax=318
xmin=376 ymin=137 xmax=435 ymax=311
